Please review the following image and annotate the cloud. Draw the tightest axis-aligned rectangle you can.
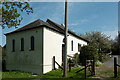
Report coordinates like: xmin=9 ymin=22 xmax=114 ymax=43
xmin=70 ymin=19 xmax=88 ymax=26
xmin=69 ymin=23 xmax=78 ymax=26
xmin=80 ymin=19 xmax=88 ymax=24
xmin=48 ymin=3 xmax=65 ymax=24
xmin=103 ymin=28 xmax=118 ymax=40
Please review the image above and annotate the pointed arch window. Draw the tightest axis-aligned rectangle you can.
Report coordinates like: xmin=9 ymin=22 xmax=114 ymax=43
xmin=12 ymin=39 xmax=15 ymax=52
xmin=31 ymin=36 xmax=34 ymax=50
xmin=21 ymin=38 xmax=24 ymax=51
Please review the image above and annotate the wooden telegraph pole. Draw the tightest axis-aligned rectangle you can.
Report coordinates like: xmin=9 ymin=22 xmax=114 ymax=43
xmin=63 ymin=0 xmax=68 ymax=77
xmin=118 ymin=2 xmax=120 ymax=72
xmin=118 ymin=31 xmax=120 ymax=55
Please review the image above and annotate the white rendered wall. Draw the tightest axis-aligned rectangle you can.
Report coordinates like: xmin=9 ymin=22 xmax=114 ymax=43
xmin=43 ymin=27 xmax=87 ymax=73
xmin=67 ymin=34 xmax=87 ymax=57
xmin=43 ymin=27 xmax=64 ymax=73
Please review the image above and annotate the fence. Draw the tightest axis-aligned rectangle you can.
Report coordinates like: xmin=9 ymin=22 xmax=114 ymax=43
xmin=52 ymin=56 xmax=63 ymax=70
xmin=52 ymin=56 xmax=75 ymax=71
xmin=114 ymin=57 xmax=120 ymax=78
xmin=76 ymin=59 xmax=95 ymax=79
xmin=52 ymin=56 xmax=95 ymax=79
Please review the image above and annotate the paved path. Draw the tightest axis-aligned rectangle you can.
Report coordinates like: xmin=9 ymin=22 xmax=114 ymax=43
xmin=103 ymin=56 xmax=118 ymax=67
xmin=94 ymin=56 xmax=119 ymax=80
xmin=95 ymin=57 xmax=114 ymax=80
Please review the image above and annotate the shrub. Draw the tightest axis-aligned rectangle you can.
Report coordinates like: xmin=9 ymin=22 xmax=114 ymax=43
xmin=79 ymin=45 xmax=98 ymax=66
xmin=95 ymin=60 xmax=102 ymax=66
xmin=98 ymin=53 xmax=110 ymax=62
xmin=70 ymin=53 xmax=79 ymax=66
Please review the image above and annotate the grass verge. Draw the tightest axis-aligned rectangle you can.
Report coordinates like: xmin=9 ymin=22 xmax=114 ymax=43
xmin=2 ymin=67 xmax=99 ymax=80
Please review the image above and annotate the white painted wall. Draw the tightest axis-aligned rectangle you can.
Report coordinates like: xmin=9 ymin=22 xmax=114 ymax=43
xmin=43 ymin=27 xmax=87 ymax=73
xmin=67 ymin=34 xmax=87 ymax=57
xmin=43 ymin=27 xmax=64 ymax=73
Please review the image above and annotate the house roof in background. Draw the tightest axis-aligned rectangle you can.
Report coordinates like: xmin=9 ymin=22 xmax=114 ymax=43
xmin=5 ymin=19 xmax=89 ymax=42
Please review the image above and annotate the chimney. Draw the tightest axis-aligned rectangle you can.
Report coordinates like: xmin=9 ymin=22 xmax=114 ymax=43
xmin=61 ymin=24 xmax=65 ymax=27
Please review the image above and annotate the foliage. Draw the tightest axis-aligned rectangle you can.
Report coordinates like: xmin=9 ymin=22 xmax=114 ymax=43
xmin=80 ymin=31 xmax=112 ymax=53
xmin=98 ymin=53 xmax=111 ymax=62
xmin=2 ymin=1 xmax=33 ymax=29
xmin=69 ymin=53 xmax=79 ymax=66
xmin=95 ymin=60 xmax=102 ymax=66
xmin=79 ymin=45 xmax=98 ymax=66
xmin=111 ymin=36 xmax=119 ymax=55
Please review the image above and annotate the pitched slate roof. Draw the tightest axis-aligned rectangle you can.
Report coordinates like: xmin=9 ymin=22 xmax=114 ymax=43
xmin=5 ymin=19 xmax=89 ymax=42
xmin=46 ymin=19 xmax=89 ymax=42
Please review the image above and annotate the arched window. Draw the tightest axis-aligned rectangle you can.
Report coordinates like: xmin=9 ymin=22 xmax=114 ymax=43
xmin=78 ymin=43 xmax=81 ymax=52
xmin=71 ymin=40 xmax=73 ymax=51
xmin=21 ymin=38 xmax=24 ymax=51
xmin=12 ymin=39 xmax=15 ymax=52
xmin=31 ymin=36 xmax=34 ymax=50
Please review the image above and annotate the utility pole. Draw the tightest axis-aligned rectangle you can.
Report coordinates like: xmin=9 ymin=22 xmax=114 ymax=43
xmin=118 ymin=2 xmax=120 ymax=72
xmin=118 ymin=31 xmax=120 ymax=71
xmin=118 ymin=2 xmax=120 ymax=55
xmin=63 ymin=0 xmax=68 ymax=77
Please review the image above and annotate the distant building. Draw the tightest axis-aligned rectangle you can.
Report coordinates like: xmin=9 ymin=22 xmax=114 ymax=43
xmin=5 ymin=19 xmax=88 ymax=74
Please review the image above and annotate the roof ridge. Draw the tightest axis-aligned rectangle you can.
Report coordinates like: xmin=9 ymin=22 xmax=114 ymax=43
xmin=11 ymin=19 xmax=41 ymax=33
xmin=47 ymin=19 xmax=78 ymax=35
xmin=46 ymin=19 xmax=89 ymax=42
xmin=46 ymin=19 xmax=65 ymax=30
xmin=5 ymin=18 xmax=89 ymax=42
xmin=5 ymin=19 xmax=43 ymax=35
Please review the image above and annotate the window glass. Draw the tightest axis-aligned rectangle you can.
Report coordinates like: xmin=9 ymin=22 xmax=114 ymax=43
xmin=31 ymin=36 xmax=34 ymax=50
xmin=21 ymin=38 xmax=24 ymax=51
xmin=71 ymin=40 xmax=73 ymax=51
xmin=12 ymin=39 xmax=15 ymax=52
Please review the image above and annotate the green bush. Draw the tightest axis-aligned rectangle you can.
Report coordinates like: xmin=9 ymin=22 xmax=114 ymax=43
xmin=98 ymin=53 xmax=110 ymax=62
xmin=79 ymin=45 xmax=98 ymax=66
xmin=68 ymin=53 xmax=79 ymax=67
xmin=95 ymin=60 xmax=102 ymax=66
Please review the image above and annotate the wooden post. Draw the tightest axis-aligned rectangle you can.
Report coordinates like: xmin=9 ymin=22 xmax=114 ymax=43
xmin=92 ymin=58 xmax=95 ymax=75
xmin=114 ymin=57 xmax=117 ymax=78
xmin=85 ymin=60 xmax=87 ymax=79
xmin=53 ymin=56 xmax=55 ymax=70
xmin=63 ymin=0 xmax=68 ymax=77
